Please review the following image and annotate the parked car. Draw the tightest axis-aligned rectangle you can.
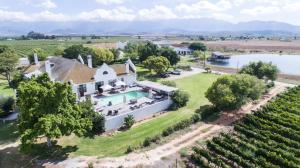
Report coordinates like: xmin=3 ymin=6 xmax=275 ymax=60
xmin=160 ymin=73 xmax=170 ymax=78
xmin=171 ymin=70 xmax=181 ymax=75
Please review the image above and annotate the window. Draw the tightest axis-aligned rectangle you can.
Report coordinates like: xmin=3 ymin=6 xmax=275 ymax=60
xmin=78 ymin=84 xmax=87 ymax=93
xmin=95 ymin=81 xmax=104 ymax=90
xmin=103 ymin=71 xmax=108 ymax=75
xmin=121 ymin=78 xmax=124 ymax=81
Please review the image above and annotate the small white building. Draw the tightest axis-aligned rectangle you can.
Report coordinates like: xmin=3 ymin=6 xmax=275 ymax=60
xmin=23 ymin=54 xmax=137 ymax=99
xmin=17 ymin=57 xmax=30 ymax=67
xmin=170 ymin=44 xmax=193 ymax=55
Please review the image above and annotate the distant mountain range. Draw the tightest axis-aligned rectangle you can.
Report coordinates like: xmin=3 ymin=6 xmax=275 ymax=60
xmin=1 ymin=18 xmax=300 ymax=36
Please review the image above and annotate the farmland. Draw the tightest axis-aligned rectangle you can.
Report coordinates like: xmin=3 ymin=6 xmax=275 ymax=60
xmin=191 ymin=86 xmax=300 ymax=168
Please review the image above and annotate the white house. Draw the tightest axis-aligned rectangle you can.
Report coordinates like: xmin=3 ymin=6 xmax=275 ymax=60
xmin=170 ymin=44 xmax=193 ymax=55
xmin=23 ymin=54 xmax=137 ymax=98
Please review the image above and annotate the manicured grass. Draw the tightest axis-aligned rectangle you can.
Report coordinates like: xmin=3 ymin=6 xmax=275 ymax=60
xmin=59 ymin=73 xmax=218 ymax=157
xmin=0 ymin=78 xmax=14 ymax=97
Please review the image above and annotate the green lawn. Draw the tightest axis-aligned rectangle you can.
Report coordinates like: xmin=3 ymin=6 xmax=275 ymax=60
xmin=0 ymin=78 xmax=14 ymax=97
xmin=60 ymin=73 xmax=218 ymax=157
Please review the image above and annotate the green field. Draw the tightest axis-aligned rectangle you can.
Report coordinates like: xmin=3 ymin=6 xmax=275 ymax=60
xmin=0 ymin=77 xmax=14 ymax=97
xmin=0 ymin=37 xmax=138 ymax=57
xmin=59 ymin=73 xmax=218 ymax=157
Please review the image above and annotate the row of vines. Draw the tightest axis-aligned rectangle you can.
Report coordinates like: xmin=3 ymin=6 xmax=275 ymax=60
xmin=191 ymin=86 xmax=300 ymax=168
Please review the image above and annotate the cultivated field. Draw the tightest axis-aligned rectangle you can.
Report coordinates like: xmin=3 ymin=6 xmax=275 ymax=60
xmin=191 ymin=86 xmax=300 ymax=168
xmin=204 ymin=40 xmax=300 ymax=54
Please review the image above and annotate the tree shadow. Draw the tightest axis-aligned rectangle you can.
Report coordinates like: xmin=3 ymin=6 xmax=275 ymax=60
xmin=195 ymin=105 xmax=221 ymax=123
xmin=0 ymin=121 xmax=19 ymax=145
xmin=25 ymin=141 xmax=78 ymax=161
xmin=0 ymin=146 xmax=36 ymax=168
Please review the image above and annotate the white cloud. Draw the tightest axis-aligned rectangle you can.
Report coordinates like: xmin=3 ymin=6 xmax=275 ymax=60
xmin=95 ymin=0 xmax=124 ymax=5
xmin=241 ymin=6 xmax=280 ymax=16
xmin=0 ymin=10 xmax=31 ymax=22
xmin=176 ymin=0 xmax=232 ymax=14
xmin=22 ymin=0 xmax=57 ymax=9
xmin=38 ymin=0 xmax=57 ymax=9
xmin=138 ymin=5 xmax=177 ymax=20
xmin=78 ymin=7 xmax=135 ymax=21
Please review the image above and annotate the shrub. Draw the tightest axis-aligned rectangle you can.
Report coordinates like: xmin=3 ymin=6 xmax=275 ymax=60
xmin=0 ymin=96 xmax=14 ymax=117
xmin=92 ymin=113 xmax=105 ymax=134
xmin=191 ymin=113 xmax=202 ymax=123
xmin=161 ymin=80 xmax=176 ymax=87
xmin=126 ymin=146 xmax=134 ymax=154
xmin=150 ymin=135 xmax=161 ymax=144
xmin=199 ymin=105 xmax=219 ymax=120
xmin=206 ymin=74 xmax=265 ymax=111
xmin=143 ymin=137 xmax=151 ymax=147
xmin=124 ymin=115 xmax=135 ymax=129
xmin=171 ymin=90 xmax=190 ymax=110
xmin=162 ymin=127 xmax=174 ymax=137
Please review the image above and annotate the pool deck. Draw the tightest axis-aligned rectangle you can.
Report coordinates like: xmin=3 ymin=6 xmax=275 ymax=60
xmin=90 ymin=86 xmax=158 ymax=118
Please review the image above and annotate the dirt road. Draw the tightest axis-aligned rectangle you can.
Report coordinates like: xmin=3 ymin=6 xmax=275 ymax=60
xmin=43 ymin=82 xmax=290 ymax=168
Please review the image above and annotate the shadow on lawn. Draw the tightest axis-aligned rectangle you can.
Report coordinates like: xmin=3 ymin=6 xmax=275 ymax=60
xmin=196 ymin=105 xmax=221 ymax=123
xmin=24 ymin=141 xmax=78 ymax=160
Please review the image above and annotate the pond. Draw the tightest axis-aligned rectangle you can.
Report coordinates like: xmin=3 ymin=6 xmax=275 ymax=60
xmin=208 ymin=54 xmax=300 ymax=75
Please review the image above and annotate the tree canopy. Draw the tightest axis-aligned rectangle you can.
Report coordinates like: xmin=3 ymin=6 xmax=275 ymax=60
xmin=17 ymin=74 xmax=92 ymax=148
xmin=159 ymin=47 xmax=180 ymax=66
xmin=189 ymin=42 xmax=207 ymax=51
xmin=143 ymin=56 xmax=170 ymax=74
xmin=92 ymin=48 xmax=114 ymax=65
xmin=0 ymin=46 xmax=18 ymax=85
xmin=206 ymin=74 xmax=265 ymax=110
xmin=28 ymin=48 xmax=47 ymax=63
xmin=63 ymin=44 xmax=94 ymax=63
xmin=124 ymin=42 xmax=139 ymax=60
xmin=138 ymin=41 xmax=159 ymax=62
xmin=239 ymin=61 xmax=279 ymax=82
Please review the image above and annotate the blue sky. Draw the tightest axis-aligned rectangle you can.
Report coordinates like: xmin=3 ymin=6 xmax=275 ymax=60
xmin=0 ymin=0 xmax=299 ymax=25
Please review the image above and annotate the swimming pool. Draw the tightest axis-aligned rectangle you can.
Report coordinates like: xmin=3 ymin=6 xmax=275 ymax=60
xmin=99 ymin=91 xmax=149 ymax=106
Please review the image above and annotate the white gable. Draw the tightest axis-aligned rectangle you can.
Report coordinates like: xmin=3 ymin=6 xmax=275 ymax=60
xmin=94 ymin=63 xmax=117 ymax=83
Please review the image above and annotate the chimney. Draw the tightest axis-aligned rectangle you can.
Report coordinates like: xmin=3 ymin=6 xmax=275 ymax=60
xmin=125 ymin=61 xmax=129 ymax=74
xmin=87 ymin=55 xmax=92 ymax=68
xmin=45 ymin=60 xmax=52 ymax=77
xmin=78 ymin=54 xmax=84 ymax=64
xmin=34 ymin=53 xmax=39 ymax=65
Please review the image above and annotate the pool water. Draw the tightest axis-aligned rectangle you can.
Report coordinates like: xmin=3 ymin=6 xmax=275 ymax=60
xmin=99 ymin=91 xmax=149 ymax=106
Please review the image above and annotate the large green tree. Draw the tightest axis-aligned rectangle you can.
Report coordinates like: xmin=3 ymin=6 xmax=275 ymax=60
xmin=63 ymin=44 xmax=94 ymax=64
xmin=92 ymin=48 xmax=114 ymax=65
xmin=17 ymin=74 xmax=92 ymax=148
xmin=159 ymin=47 xmax=180 ymax=66
xmin=206 ymin=74 xmax=265 ymax=110
xmin=138 ymin=41 xmax=159 ymax=62
xmin=239 ymin=61 xmax=279 ymax=82
xmin=143 ymin=56 xmax=170 ymax=74
xmin=124 ymin=42 xmax=139 ymax=60
xmin=0 ymin=46 xmax=18 ymax=85
xmin=188 ymin=42 xmax=207 ymax=51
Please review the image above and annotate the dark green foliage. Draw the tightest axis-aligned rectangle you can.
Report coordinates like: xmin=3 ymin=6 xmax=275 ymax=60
xmin=79 ymin=99 xmax=105 ymax=134
xmin=159 ymin=47 xmax=180 ymax=66
xmin=138 ymin=41 xmax=159 ymax=62
xmin=0 ymin=46 xmax=18 ymax=85
xmin=28 ymin=48 xmax=47 ymax=62
xmin=0 ymin=96 xmax=14 ymax=117
xmin=123 ymin=115 xmax=135 ymax=129
xmin=239 ymin=61 xmax=279 ymax=81
xmin=17 ymin=73 xmax=92 ymax=148
xmin=63 ymin=45 xmax=94 ymax=64
xmin=192 ymin=86 xmax=300 ymax=168
xmin=143 ymin=137 xmax=151 ymax=147
xmin=161 ymin=80 xmax=176 ymax=87
xmin=199 ymin=105 xmax=220 ymax=121
xmin=206 ymin=74 xmax=265 ymax=110
xmin=170 ymin=90 xmax=190 ymax=110
xmin=162 ymin=127 xmax=174 ymax=137
xmin=125 ymin=146 xmax=134 ymax=154
xmin=188 ymin=42 xmax=207 ymax=51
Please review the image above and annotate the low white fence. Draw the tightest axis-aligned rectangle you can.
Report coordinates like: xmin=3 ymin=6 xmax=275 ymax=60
xmin=105 ymin=99 xmax=173 ymax=131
